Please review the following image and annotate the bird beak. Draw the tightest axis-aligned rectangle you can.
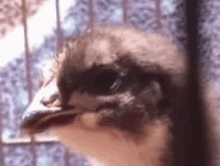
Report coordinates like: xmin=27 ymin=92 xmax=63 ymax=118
xmin=20 ymin=79 xmax=77 ymax=135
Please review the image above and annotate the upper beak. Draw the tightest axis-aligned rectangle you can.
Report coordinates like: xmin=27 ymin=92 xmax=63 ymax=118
xmin=21 ymin=80 xmax=77 ymax=134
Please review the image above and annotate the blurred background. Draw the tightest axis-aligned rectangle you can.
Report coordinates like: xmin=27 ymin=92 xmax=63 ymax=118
xmin=0 ymin=0 xmax=218 ymax=165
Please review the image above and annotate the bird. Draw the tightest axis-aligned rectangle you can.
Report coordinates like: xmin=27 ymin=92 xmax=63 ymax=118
xmin=21 ymin=26 xmax=188 ymax=166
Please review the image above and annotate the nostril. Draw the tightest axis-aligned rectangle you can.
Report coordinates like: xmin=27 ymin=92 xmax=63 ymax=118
xmin=41 ymin=93 xmax=59 ymax=107
xmin=41 ymin=99 xmax=50 ymax=107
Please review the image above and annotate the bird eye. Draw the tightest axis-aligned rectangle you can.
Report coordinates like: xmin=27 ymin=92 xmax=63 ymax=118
xmin=88 ymin=71 xmax=119 ymax=94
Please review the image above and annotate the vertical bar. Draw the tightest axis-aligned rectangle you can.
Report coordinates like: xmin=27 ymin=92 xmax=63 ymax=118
xmin=123 ymin=0 xmax=128 ymax=24
xmin=155 ymin=0 xmax=162 ymax=33
xmin=30 ymin=135 xmax=36 ymax=166
xmin=21 ymin=1 xmax=33 ymax=103
xmin=55 ymin=1 xmax=70 ymax=165
xmin=0 ymin=93 xmax=5 ymax=166
xmin=56 ymin=0 xmax=62 ymax=52
xmin=88 ymin=0 xmax=95 ymax=29
xmin=64 ymin=148 xmax=70 ymax=166
xmin=21 ymin=0 xmax=36 ymax=166
xmin=186 ymin=0 xmax=207 ymax=165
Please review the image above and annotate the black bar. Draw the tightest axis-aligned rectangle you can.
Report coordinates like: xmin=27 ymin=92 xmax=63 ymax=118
xmin=186 ymin=0 xmax=208 ymax=165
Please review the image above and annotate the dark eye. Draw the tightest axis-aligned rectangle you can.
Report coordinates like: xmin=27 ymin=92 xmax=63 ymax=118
xmin=87 ymin=71 xmax=119 ymax=94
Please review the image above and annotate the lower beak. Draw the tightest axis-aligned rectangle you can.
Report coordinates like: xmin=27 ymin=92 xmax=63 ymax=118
xmin=21 ymin=109 xmax=78 ymax=134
